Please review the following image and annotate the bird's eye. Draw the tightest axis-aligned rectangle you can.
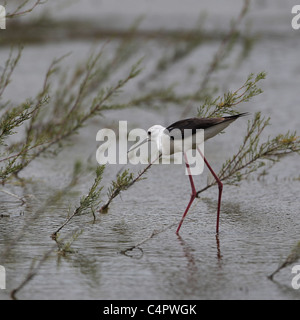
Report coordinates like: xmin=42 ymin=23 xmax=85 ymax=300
xmin=147 ymin=131 xmax=151 ymax=136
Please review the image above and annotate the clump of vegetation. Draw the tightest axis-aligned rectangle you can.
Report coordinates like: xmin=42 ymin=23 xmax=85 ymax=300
xmin=0 ymin=46 xmax=142 ymax=184
xmin=197 ymin=72 xmax=266 ymax=118
xmin=99 ymin=169 xmax=134 ymax=213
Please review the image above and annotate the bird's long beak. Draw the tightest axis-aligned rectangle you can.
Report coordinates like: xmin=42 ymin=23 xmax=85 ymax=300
xmin=127 ymin=138 xmax=149 ymax=153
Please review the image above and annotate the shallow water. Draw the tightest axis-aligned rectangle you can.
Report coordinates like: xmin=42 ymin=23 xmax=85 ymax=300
xmin=1 ymin=1 xmax=300 ymax=300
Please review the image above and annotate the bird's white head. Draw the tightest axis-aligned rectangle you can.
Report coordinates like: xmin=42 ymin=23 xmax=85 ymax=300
xmin=128 ymin=124 xmax=166 ymax=155
xmin=147 ymin=125 xmax=165 ymax=140
xmin=147 ymin=125 xmax=165 ymax=152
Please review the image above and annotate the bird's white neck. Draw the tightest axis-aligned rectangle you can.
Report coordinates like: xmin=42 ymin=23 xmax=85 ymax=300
xmin=154 ymin=129 xmax=164 ymax=153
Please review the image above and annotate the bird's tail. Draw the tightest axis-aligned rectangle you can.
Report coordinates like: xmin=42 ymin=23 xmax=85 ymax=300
xmin=223 ymin=112 xmax=250 ymax=120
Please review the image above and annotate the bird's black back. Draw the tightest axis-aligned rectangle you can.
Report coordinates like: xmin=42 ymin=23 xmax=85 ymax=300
xmin=165 ymin=113 xmax=249 ymax=139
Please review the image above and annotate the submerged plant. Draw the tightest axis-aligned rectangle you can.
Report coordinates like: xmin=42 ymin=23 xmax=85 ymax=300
xmin=268 ymin=241 xmax=300 ymax=280
xmin=52 ymin=165 xmax=105 ymax=239
xmin=99 ymin=169 xmax=134 ymax=213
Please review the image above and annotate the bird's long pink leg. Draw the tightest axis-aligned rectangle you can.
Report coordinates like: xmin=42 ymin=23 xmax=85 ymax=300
xmin=197 ymin=146 xmax=223 ymax=233
xmin=176 ymin=153 xmax=197 ymax=234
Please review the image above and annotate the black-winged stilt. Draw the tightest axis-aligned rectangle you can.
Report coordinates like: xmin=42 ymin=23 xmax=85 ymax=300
xmin=130 ymin=113 xmax=248 ymax=234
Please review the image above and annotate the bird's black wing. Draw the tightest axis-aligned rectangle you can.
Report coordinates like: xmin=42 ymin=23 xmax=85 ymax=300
xmin=165 ymin=117 xmax=224 ymax=138
xmin=165 ymin=113 xmax=249 ymax=138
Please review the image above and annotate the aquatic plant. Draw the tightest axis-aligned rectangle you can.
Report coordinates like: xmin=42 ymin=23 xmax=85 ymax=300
xmin=0 ymin=47 xmax=142 ymax=184
xmin=52 ymin=164 xmax=105 ymax=239
xmin=268 ymin=241 xmax=300 ymax=280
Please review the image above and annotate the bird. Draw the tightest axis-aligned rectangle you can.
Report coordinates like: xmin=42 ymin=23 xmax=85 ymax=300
xmin=129 ymin=112 xmax=249 ymax=234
